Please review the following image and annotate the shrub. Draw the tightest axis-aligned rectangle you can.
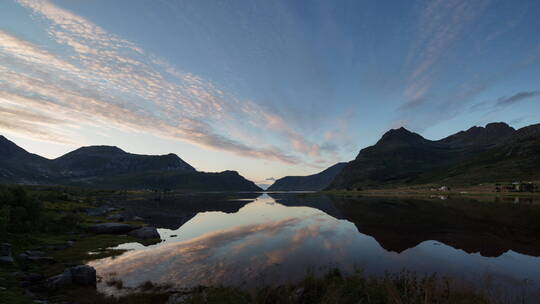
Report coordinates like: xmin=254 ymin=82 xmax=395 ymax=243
xmin=0 ymin=185 xmax=43 ymax=233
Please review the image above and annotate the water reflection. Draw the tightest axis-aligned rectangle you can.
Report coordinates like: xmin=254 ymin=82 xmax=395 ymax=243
xmin=89 ymin=193 xmax=540 ymax=300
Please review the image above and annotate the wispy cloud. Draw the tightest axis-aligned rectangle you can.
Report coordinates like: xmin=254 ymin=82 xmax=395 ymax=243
xmin=469 ymin=90 xmax=540 ymax=114
xmin=495 ymin=91 xmax=540 ymax=107
xmin=402 ymin=0 xmax=490 ymax=104
xmin=393 ymin=0 xmax=540 ymax=132
xmin=0 ymin=0 xmax=346 ymax=167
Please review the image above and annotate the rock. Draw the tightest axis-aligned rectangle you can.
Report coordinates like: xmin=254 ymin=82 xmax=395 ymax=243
xmin=292 ymin=287 xmax=305 ymax=300
xmin=0 ymin=256 xmax=14 ymax=264
xmin=20 ymin=273 xmax=45 ymax=283
xmin=20 ymin=280 xmax=33 ymax=288
xmin=128 ymin=227 xmax=160 ymax=240
xmin=24 ymin=250 xmax=46 ymax=257
xmin=0 ymin=243 xmax=14 ymax=264
xmin=24 ymin=256 xmax=56 ymax=264
xmin=106 ymin=214 xmax=124 ymax=222
xmin=132 ymin=216 xmax=144 ymax=221
xmin=19 ymin=251 xmax=56 ymax=264
xmin=84 ymin=206 xmax=109 ymax=216
xmin=70 ymin=265 xmax=96 ymax=286
xmin=47 ymin=265 xmax=96 ymax=290
xmin=0 ymin=243 xmax=12 ymax=256
xmin=88 ymin=223 xmax=140 ymax=234
xmin=47 ymin=269 xmax=72 ymax=290
xmin=167 ymin=293 xmax=192 ymax=304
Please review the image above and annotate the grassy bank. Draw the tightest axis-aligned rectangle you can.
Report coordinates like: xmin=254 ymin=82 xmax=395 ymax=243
xmin=0 ymin=185 xmax=153 ymax=303
xmin=64 ymin=270 xmax=500 ymax=304
xmin=321 ymin=180 xmax=540 ymax=200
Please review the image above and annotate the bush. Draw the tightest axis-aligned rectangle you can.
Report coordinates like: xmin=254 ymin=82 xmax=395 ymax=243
xmin=0 ymin=185 xmax=43 ymax=233
xmin=42 ymin=212 xmax=83 ymax=233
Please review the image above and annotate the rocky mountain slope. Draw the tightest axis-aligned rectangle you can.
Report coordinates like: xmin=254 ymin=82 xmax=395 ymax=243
xmin=0 ymin=136 xmax=261 ymax=191
xmin=267 ymin=162 xmax=347 ymax=191
xmin=328 ymin=122 xmax=540 ymax=189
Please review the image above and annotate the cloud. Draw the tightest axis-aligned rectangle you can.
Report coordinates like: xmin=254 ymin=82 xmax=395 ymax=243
xmin=495 ymin=91 xmax=540 ymax=107
xmin=265 ymin=177 xmax=276 ymax=181
xmin=0 ymin=0 xmax=347 ymax=167
xmin=468 ymin=90 xmax=540 ymax=113
xmin=394 ymin=0 xmax=540 ymax=132
xmin=402 ymin=0 xmax=490 ymax=103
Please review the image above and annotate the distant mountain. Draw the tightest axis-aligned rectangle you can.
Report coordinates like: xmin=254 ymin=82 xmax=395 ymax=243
xmin=0 ymin=136 xmax=261 ymax=191
xmin=53 ymin=145 xmax=195 ymax=178
xmin=267 ymin=162 xmax=347 ymax=191
xmin=0 ymin=135 xmax=54 ymax=184
xmin=92 ymin=170 xmax=261 ymax=191
xmin=423 ymin=123 xmax=540 ymax=185
xmin=328 ymin=122 xmax=540 ymax=189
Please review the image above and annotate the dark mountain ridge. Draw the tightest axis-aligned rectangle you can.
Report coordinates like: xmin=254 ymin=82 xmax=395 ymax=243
xmin=54 ymin=145 xmax=195 ymax=178
xmin=267 ymin=162 xmax=347 ymax=191
xmin=0 ymin=136 xmax=260 ymax=191
xmin=328 ymin=122 xmax=538 ymax=189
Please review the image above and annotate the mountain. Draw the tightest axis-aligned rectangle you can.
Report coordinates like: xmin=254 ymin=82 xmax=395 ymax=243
xmin=424 ymin=123 xmax=540 ymax=184
xmin=92 ymin=170 xmax=261 ymax=191
xmin=327 ymin=122 xmax=540 ymax=189
xmin=53 ymin=145 xmax=195 ymax=178
xmin=267 ymin=162 xmax=347 ymax=191
xmin=0 ymin=135 xmax=54 ymax=184
xmin=0 ymin=136 xmax=261 ymax=191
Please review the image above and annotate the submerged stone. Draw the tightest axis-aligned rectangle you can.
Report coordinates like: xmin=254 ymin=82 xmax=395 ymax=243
xmin=89 ymin=223 xmax=139 ymax=234
xmin=129 ymin=227 xmax=160 ymax=240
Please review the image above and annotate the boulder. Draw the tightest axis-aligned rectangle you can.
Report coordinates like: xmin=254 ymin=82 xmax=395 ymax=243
xmin=47 ymin=269 xmax=72 ymax=290
xmin=0 ymin=256 xmax=14 ymax=264
xmin=106 ymin=214 xmax=124 ymax=222
xmin=0 ymin=244 xmax=14 ymax=264
xmin=18 ymin=251 xmax=56 ymax=264
xmin=23 ymin=250 xmax=46 ymax=257
xmin=128 ymin=227 xmax=160 ymax=240
xmin=22 ymin=256 xmax=56 ymax=263
xmin=132 ymin=216 xmax=144 ymax=221
xmin=47 ymin=265 xmax=96 ymax=290
xmin=88 ymin=223 xmax=139 ymax=234
xmin=84 ymin=206 xmax=109 ymax=217
xmin=0 ymin=243 xmax=11 ymax=256
xmin=167 ymin=293 xmax=192 ymax=304
xmin=70 ymin=265 xmax=96 ymax=286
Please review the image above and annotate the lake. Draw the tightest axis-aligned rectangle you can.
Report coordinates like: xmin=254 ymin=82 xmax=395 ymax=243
xmin=88 ymin=193 xmax=540 ymax=301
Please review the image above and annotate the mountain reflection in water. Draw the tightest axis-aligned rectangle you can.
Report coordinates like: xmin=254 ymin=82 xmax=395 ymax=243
xmin=89 ymin=193 xmax=540 ymax=298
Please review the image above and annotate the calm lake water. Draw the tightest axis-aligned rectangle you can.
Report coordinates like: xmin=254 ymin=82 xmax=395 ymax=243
xmin=89 ymin=193 xmax=540 ymax=301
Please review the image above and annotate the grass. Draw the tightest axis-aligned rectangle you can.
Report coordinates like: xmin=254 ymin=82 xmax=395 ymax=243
xmin=65 ymin=269 xmax=499 ymax=304
xmin=0 ymin=186 xmax=155 ymax=303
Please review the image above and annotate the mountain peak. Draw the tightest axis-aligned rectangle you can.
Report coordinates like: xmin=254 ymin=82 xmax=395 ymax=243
xmin=378 ymin=127 xmax=425 ymax=145
xmin=0 ymin=135 xmax=28 ymax=159
xmin=443 ymin=122 xmax=515 ymax=145
xmin=74 ymin=145 xmax=126 ymax=155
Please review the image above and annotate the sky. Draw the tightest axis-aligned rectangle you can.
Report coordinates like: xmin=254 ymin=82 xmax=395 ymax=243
xmin=1 ymin=0 xmax=539 ymax=184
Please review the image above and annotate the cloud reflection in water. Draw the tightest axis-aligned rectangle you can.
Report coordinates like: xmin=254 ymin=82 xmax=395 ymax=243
xmin=89 ymin=194 xmax=540 ymax=295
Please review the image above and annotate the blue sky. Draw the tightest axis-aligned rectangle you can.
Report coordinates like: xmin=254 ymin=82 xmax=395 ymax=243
xmin=1 ymin=0 xmax=539 ymax=183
